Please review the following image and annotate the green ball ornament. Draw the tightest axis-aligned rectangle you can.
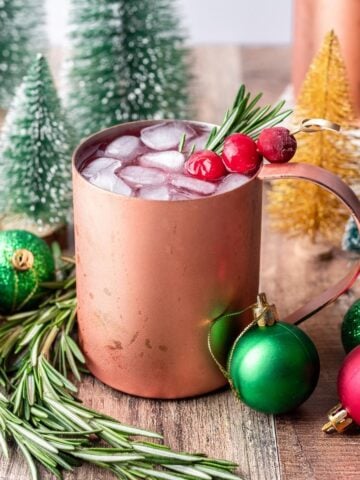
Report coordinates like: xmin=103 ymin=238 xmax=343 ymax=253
xmin=0 ymin=230 xmax=55 ymax=314
xmin=228 ymin=321 xmax=320 ymax=414
xmin=341 ymin=299 xmax=360 ymax=353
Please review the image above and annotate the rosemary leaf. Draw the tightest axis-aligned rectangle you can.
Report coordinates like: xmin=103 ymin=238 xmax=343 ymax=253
xmin=19 ymin=324 xmax=43 ymax=348
xmin=65 ymin=334 xmax=86 ymax=363
xmin=0 ymin=431 xmax=9 ymax=459
xmin=14 ymin=436 xmax=39 ymax=480
xmin=166 ymin=465 xmax=212 ymax=480
xmin=178 ymin=133 xmax=186 ymax=152
xmin=95 ymin=418 xmax=163 ymax=439
xmin=30 ymin=406 xmax=48 ymax=419
xmin=131 ymin=466 xmax=185 ymax=480
xmin=10 ymin=422 xmax=58 ymax=454
xmin=195 ymin=466 xmax=242 ymax=480
xmin=44 ymin=397 xmax=92 ymax=432
xmin=62 ymin=336 xmax=81 ymax=381
xmin=72 ymin=450 xmax=144 ymax=462
xmin=26 ymin=374 xmax=35 ymax=406
xmin=41 ymin=357 xmax=77 ymax=393
xmin=132 ymin=444 xmax=202 ymax=462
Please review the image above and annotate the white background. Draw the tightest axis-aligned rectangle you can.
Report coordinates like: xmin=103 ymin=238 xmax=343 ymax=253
xmin=46 ymin=0 xmax=292 ymax=46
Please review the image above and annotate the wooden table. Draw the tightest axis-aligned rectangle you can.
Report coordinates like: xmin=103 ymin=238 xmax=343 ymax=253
xmin=1 ymin=46 xmax=360 ymax=480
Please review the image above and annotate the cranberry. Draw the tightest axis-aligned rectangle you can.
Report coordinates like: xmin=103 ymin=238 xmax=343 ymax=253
xmin=185 ymin=150 xmax=227 ymax=181
xmin=257 ymin=127 xmax=297 ymax=163
xmin=221 ymin=133 xmax=261 ymax=175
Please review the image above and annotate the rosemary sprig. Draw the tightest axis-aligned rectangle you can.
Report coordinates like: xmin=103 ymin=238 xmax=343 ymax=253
xmin=178 ymin=133 xmax=186 ymax=152
xmin=205 ymin=84 xmax=292 ymax=154
xmin=0 ymin=263 xmax=242 ymax=480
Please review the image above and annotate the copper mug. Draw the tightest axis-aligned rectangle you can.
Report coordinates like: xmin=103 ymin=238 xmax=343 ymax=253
xmin=73 ymin=120 xmax=360 ymax=399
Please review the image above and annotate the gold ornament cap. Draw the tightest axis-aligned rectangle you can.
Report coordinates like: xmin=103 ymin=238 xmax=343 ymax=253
xmin=11 ymin=249 xmax=34 ymax=271
xmin=253 ymin=293 xmax=279 ymax=327
xmin=322 ymin=403 xmax=353 ymax=433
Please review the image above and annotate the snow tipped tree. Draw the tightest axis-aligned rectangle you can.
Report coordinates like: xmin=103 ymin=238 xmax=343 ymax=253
xmin=0 ymin=0 xmax=46 ymax=108
xmin=0 ymin=54 xmax=74 ymax=232
xmin=66 ymin=0 xmax=190 ymax=140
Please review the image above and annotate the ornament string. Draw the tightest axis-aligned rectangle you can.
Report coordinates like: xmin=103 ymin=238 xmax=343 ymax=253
xmin=207 ymin=304 xmax=256 ymax=378
xmin=208 ymin=295 xmax=273 ymax=396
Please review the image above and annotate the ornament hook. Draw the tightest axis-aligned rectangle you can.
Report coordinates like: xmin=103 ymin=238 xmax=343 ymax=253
xmin=11 ymin=249 xmax=34 ymax=271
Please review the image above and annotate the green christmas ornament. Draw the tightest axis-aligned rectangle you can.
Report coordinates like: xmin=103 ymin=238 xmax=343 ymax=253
xmin=341 ymin=299 xmax=360 ymax=353
xmin=210 ymin=293 xmax=320 ymax=415
xmin=0 ymin=230 xmax=55 ymax=314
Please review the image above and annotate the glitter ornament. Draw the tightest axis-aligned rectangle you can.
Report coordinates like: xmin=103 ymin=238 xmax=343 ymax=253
xmin=341 ymin=299 xmax=360 ymax=353
xmin=0 ymin=55 xmax=74 ymax=229
xmin=0 ymin=230 xmax=55 ymax=314
xmin=0 ymin=0 xmax=46 ymax=108
xmin=66 ymin=0 xmax=190 ymax=140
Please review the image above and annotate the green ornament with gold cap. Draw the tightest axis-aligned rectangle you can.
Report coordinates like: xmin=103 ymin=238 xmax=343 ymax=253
xmin=0 ymin=230 xmax=55 ymax=314
xmin=226 ymin=294 xmax=320 ymax=414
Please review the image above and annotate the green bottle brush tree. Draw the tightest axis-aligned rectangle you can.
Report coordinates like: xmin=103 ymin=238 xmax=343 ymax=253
xmin=0 ymin=0 xmax=46 ymax=109
xmin=0 ymin=54 xmax=74 ymax=235
xmin=66 ymin=0 xmax=190 ymax=140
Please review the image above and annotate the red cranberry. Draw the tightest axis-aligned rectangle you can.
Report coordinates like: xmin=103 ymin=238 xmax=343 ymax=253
xmin=185 ymin=150 xmax=227 ymax=181
xmin=221 ymin=133 xmax=261 ymax=175
xmin=257 ymin=127 xmax=297 ymax=163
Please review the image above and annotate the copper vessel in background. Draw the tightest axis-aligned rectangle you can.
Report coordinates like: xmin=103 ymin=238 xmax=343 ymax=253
xmin=73 ymin=120 xmax=360 ymax=399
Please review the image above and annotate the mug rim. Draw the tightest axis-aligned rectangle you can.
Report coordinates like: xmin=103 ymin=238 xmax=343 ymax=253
xmin=72 ymin=119 xmax=262 ymax=203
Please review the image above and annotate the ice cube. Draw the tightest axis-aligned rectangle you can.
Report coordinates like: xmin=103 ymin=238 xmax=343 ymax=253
xmin=140 ymin=122 xmax=196 ymax=151
xmin=119 ymin=166 xmax=167 ymax=187
xmin=171 ymin=191 xmax=201 ymax=201
xmin=90 ymin=170 xmax=133 ymax=196
xmin=82 ymin=157 xmax=121 ymax=178
xmin=138 ymin=185 xmax=170 ymax=200
xmin=170 ymin=174 xmax=216 ymax=196
xmin=139 ymin=151 xmax=185 ymax=172
xmin=105 ymin=135 xmax=143 ymax=161
xmin=185 ymin=133 xmax=209 ymax=152
xmin=216 ymin=174 xmax=249 ymax=194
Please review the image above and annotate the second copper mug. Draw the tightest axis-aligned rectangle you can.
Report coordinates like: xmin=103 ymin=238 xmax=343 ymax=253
xmin=72 ymin=120 xmax=360 ymax=399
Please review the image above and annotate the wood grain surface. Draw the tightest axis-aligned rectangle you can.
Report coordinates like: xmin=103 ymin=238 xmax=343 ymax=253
xmin=0 ymin=45 xmax=359 ymax=480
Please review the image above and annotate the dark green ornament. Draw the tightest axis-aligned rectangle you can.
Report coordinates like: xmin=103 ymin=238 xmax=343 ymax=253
xmin=341 ymin=299 xmax=360 ymax=353
xmin=228 ymin=322 xmax=320 ymax=414
xmin=0 ymin=230 xmax=55 ymax=314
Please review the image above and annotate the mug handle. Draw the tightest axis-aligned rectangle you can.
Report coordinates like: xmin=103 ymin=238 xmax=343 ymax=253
xmin=258 ymin=162 xmax=360 ymax=325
